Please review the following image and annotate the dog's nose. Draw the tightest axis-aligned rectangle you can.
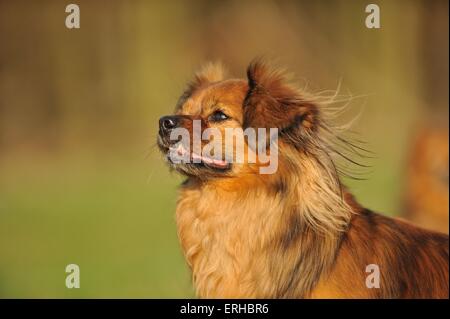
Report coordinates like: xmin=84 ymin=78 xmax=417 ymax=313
xmin=159 ymin=116 xmax=178 ymax=133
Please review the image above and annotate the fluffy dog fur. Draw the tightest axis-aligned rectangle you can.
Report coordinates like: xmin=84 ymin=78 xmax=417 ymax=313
xmin=157 ymin=60 xmax=449 ymax=298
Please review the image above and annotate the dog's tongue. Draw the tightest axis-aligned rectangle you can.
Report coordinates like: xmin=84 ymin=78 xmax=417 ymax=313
xmin=173 ymin=144 xmax=228 ymax=169
xmin=191 ymin=152 xmax=228 ymax=168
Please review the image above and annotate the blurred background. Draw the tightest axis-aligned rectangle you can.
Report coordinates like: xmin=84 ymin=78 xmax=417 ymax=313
xmin=0 ymin=0 xmax=448 ymax=297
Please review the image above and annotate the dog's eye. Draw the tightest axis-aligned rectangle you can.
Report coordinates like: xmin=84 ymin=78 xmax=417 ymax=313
xmin=209 ymin=110 xmax=229 ymax=122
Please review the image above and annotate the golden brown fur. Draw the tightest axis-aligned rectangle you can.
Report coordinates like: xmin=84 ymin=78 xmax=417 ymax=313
xmin=157 ymin=60 xmax=449 ymax=298
xmin=403 ymin=125 xmax=449 ymax=233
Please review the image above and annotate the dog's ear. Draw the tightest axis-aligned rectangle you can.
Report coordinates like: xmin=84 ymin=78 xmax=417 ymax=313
xmin=243 ymin=60 xmax=318 ymax=133
xmin=192 ymin=62 xmax=226 ymax=87
xmin=176 ymin=62 xmax=225 ymax=109
xmin=177 ymin=62 xmax=226 ymax=109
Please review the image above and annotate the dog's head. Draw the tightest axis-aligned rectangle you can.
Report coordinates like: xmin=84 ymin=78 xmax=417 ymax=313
xmin=157 ymin=60 xmax=320 ymax=179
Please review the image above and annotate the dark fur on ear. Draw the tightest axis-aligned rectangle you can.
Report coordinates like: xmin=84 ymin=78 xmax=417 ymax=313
xmin=176 ymin=62 xmax=226 ymax=110
xmin=243 ymin=60 xmax=318 ymax=133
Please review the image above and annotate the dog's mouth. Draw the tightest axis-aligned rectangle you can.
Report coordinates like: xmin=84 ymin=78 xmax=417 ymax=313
xmin=165 ymin=143 xmax=231 ymax=171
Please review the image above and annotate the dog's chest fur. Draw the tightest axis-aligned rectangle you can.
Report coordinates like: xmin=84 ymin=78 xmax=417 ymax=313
xmin=175 ymin=180 xmax=340 ymax=298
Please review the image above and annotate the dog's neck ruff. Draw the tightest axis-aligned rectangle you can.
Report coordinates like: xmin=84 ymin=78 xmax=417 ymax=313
xmin=175 ymin=154 xmax=354 ymax=298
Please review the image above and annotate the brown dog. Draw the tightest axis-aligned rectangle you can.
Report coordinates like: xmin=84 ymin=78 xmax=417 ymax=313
xmin=157 ymin=61 xmax=449 ymax=298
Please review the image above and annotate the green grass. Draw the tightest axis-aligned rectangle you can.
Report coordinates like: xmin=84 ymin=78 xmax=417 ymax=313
xmin=0 ymin=157 xmax=193 ymax=298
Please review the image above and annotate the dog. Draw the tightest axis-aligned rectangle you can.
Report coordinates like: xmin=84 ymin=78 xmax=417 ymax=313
xmin=157 ymin=60 xmax=449 ymax=298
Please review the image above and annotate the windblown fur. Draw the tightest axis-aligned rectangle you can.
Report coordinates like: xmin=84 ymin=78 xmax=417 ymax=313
xmin=158 ymin=60 xmax=449 ymax=298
